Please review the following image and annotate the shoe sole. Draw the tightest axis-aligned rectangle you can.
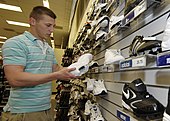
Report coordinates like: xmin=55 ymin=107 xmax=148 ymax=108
xmin=122 ymin=100 xmax=164 ymax=119
xmin=163 ymin=112 xmax=170 ymax=121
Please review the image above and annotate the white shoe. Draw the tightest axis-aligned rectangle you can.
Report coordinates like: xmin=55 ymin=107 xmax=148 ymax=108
xmin=104 ymin=49 xmax=125 ymax=65
xmin=86 ymin=78 xmax=95 ymax=91
xmin=94 ymin=3 xmax=107 ymax=13
xmin=68 ymin=53 xmax=93 ymax=76
xmin=109 ymin=15 xmax=124 ymax=30
xmin=90 ymin=103 xmax=104 ymax=121
xmin=77 ymin=53 xmax=93 ymax=64
xmin=88 ymin=61 xmax=99 ymax=69
xmin=95 ymin=30 xmax=107 ymax=41
xmin=93 ymin=80 xmax=107 ymax=95
xmin=162 ymin=16 xmax=170 ymax=51
xmin=97 ymin=16 xmax=110 ymax=28
xmin=84 ymin=100 xmax=92 ymax=115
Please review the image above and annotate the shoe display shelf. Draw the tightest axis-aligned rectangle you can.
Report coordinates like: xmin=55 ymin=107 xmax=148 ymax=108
xmin=117 ymin=108 xmax=162 ymax=121
xmin=119 ymin=54 xmax=157 ymax=70
xmin=157 ymin=50 xmax=170 ymax=67
xmin=117 ymin=109 xmax=143 ymax=121
xmin=99 ymin=64 xmax=116 ymax=73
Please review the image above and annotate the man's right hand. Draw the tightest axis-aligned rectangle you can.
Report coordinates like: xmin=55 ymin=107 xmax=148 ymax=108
xmin=54 ymin=67 xmax=77 ymax=81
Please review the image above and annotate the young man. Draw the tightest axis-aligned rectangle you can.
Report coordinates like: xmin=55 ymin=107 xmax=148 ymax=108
xmin=1 ymin=6 xmax=76 ymax=121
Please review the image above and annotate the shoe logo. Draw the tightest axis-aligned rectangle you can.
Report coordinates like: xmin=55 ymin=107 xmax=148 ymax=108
xmin=122 ymin=90 xmax=130 ymax=99
xmin=130 ymin=99 xmax=142 ymax=109
xmin=135 ymin=83 xmax=143 ymax=87
xmin=122 ymin=89 xmax=137 ymax=99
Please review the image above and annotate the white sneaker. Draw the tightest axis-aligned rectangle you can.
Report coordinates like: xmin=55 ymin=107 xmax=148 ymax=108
xmin=84 ymin=100 xmax=92 ymax=115
xmin=68 ymin=63 xmax=89 ymax=76
xmin=93 ymin=80 xmax=107 ymax=96
xmin=77 ymin=53 xmax=93 ymax=64
xmin=97 ymin=16 xmax=110 ymax=28
xmin=104 ymin=49 xmax=125 ymax=65
xmin=162 ymin=16 xmax=170 ymax=51
xmin=109 ymin=15 xmax=124 ymax=30
xmin=86 ymin=78 xmax=95 ymax=91
xmin=94 ymin=3 xmax=107 ymax=13
xmin=68 ymin=53 xmax=93 ymax=76
xmin=95 ymin=30 xmax=107 ymax=41
xmin=90 ymin=103 xmax=104 ymax=121
xmin=88 ymin=61 xmax=99 ymax=69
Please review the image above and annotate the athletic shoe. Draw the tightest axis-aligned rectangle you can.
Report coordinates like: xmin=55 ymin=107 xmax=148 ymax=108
xmin=86 ymin=78 xmax=95 ymax=91
xmin=95 ymin=30 xmax=107 ymax=41
xmin=94 ymin=2 xmax=107 ymax=14
xmin=122 ymin=78 xmax=165 ymax=119
xmin=68 ymin=53 xmax=93 ymax=76
xmin=129 ymin=35 xmax=143 ymax=56
xmin=68 ymin=63 xmax=89 ymax=76
xmin=90 ymin=103 xmax=104 ymax=121
xmin=93 ymin=80 xmax=107 ymax=95
xmin=163 ymin=87 xmax=170 ymax=121
xmin=129 ymin=36 xmax=162 ymax=56
xmin=162 ymin=15 xmax=170 ymax=51
xmin=88 ymin=61 xmax=99 ymax=69
xmin=84 ymin=100 xmax=92 ymax=115
xmin=109 ymin=15 xmax=124 ymax=30
xmin=104 ymin=49 xmax=125 ymax=65
xmin=96 ymin=15 xmax=110 ymax=28
xmin=124 ymin=0 xmax=143 ymax=16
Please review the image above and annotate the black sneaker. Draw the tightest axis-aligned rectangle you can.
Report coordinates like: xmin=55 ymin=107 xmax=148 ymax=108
xmin=163 ymin=87 xmax=170 ymax=121
xmin=122 ymin=78 xmax=165 ymax=119
xmin=129 ymin=35 xmax=162 ymax=56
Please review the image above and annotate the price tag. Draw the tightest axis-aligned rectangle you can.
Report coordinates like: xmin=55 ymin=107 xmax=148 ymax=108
xmin=132 ymin=57 xmax=146 ymax=67
xmin=134 ymin=0 xmax=147 ymax=17
xmin=117 ymin=110 xmax=130 ymax=121
xmin=121 ymin=11 xmax=134 ymax=26
xmin=157 ymin=53 xmax=170 ymax=66
xmin=121 ymin=0 xmax=146 ymax=27
xmin=120 ymin=60 xmax=132 ymax=69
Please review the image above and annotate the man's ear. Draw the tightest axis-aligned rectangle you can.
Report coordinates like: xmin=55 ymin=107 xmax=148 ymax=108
xmin=29 ymin=17 xmax=36 ymax=26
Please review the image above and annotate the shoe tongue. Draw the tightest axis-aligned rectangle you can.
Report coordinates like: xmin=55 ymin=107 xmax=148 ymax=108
xmin=129 ymin=78 xmax=146 ymax=92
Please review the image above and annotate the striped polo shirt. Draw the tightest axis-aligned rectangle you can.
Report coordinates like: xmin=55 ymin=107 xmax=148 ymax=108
xmin=2 ymin=31 xmax=57 ymax=113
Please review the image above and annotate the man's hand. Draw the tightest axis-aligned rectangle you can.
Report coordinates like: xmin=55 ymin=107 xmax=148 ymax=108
xmin=54 ymin=67 xmax=77 ymax=80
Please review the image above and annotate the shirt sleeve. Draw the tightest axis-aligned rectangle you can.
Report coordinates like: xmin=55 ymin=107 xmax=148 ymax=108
xmin=2 ymin=39 xmax=27 ymax=67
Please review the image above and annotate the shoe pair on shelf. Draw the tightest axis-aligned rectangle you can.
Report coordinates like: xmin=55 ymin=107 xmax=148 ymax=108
xmin=129 ymin=35 xmax=162 ymax=57
xmin=85 ymin=78 xmax=107 ymax=96
xmin=104 ymin=49 xmax=125 ymax=65
xmin=84 ymin=100 xmax=104 ymax=121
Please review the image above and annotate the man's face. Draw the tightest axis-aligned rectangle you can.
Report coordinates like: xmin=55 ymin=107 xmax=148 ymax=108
xmin=34 ymin=14 xmax=55 ymax=40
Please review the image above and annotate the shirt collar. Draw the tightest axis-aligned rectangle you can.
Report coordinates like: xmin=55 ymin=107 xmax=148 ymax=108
xmin=24 ymin=31 xmax=37 ymax=42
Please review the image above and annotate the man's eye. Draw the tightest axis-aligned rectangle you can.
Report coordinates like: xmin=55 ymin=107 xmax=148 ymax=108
xmin=46 ymin=24 xmax=51 ymax=27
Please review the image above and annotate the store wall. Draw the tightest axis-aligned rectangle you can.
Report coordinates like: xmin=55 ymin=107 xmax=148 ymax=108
xmin=69 ymin=0 xmax=170 ymax=120
xmin=90 ymin=1 xmax=170 ymax=120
